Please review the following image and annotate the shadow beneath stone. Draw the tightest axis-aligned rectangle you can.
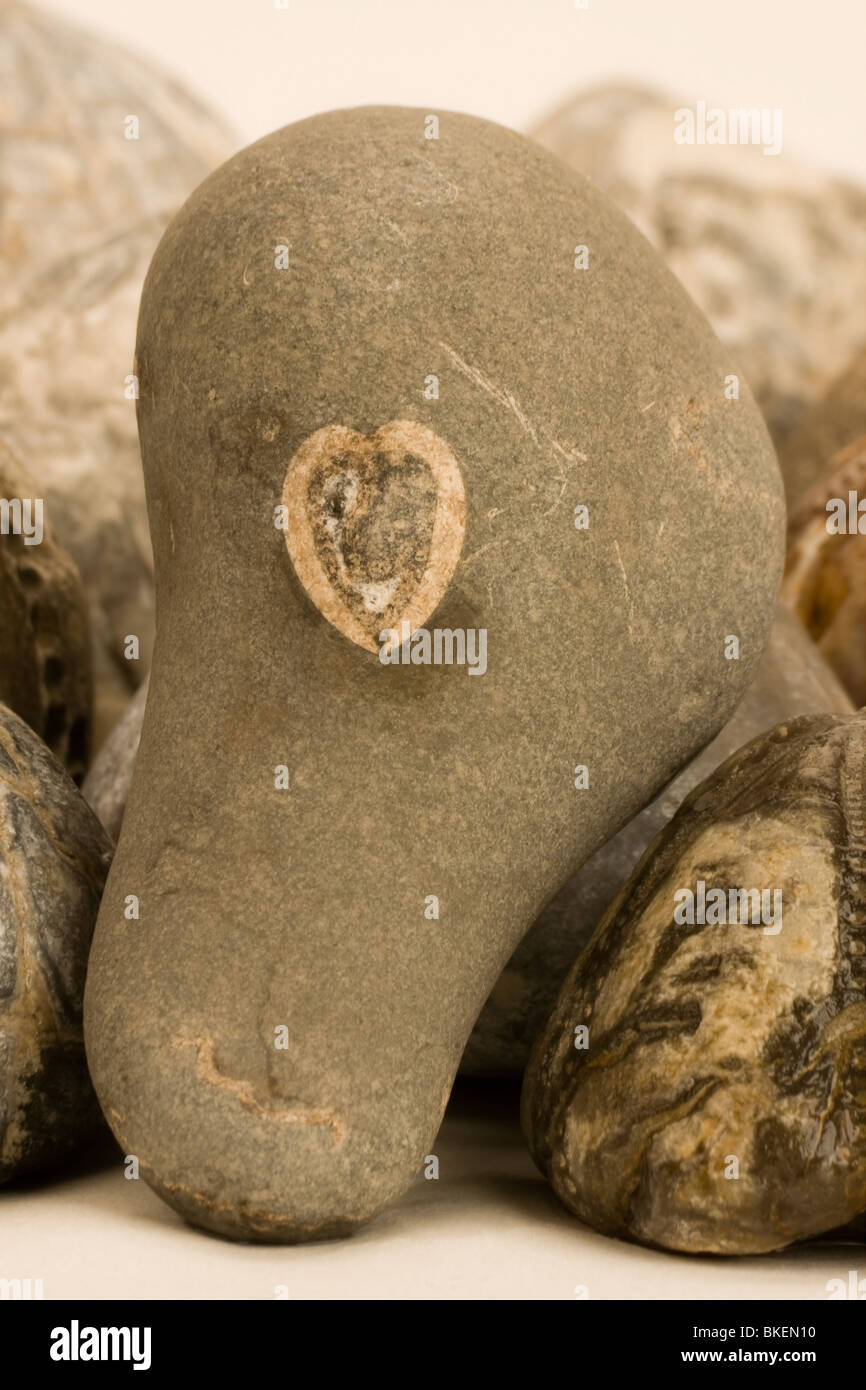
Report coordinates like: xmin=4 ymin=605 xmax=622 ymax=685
xmin=3 ymin=1127 xmax=122 ymax=1194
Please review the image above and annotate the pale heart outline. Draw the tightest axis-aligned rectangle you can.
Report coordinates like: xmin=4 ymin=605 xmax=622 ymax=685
xmin=281 ymin=420 xmax=466 ymax=655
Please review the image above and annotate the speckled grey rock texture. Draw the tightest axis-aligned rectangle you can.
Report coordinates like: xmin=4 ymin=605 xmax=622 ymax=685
xmin=77 ymin=614 xmax=856 ymax=1078
xmin=522 ymin=711 xmax=866 ymax=1255
xmin=463 ymin=605 xmax=854 ymax=1074
xmin=0 ymin=0 xmax=234 ymax=745
xmin=84 ymin=107 xmax=784 ymax=1243
xmin=0 ymin=703 xmax=112 ymax=1183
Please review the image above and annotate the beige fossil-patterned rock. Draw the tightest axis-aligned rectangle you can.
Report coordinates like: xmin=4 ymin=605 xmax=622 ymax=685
xmin=778 ymin=345 xmax=866 ymax=511
xmin=0 ymin=436 xmax=92 ymax=782
xmin=783 ymin=436 xmax=866 ymax=707
xmin=463 ymin=605 xmax=854 ymax=1075
xmin=522 ymin=711 xmax=866 ymax=1255
xmin=531 ymin=85 xmax=866 ymax=472
xmin=0 ymin=703 xmax=113 ymax=1183
xmin=0 ymin=0 xmax=234 ymax=746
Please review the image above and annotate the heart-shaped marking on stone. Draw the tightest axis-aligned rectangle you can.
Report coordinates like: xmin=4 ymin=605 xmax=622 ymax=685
xmin=282 ymin=421 xmax=466 ymax=653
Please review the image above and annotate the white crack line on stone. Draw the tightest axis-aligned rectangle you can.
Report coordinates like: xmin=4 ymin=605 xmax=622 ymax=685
xmin=613 ymin=540 xmax=636 ymax=639
xmin=439 ymin=342 xmax=587 ymax=463
xmin=383 ymin=218 xmax=409 ymax=245
xmin=541 ymin=475 xmax=569 ymax=519
xmin=409 ymin=151 xmax=459 ymax=204
xmin=459 ymin=536 xmax=508 ymax=570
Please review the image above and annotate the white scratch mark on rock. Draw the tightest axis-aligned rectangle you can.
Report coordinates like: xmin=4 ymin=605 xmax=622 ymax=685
xmin=541 ymin=475 xmax=569 ymax=518
xmin=460 ymin=536 xmax=508 ymax=570
xmin=384 ymin=219 xmax=409 ymax=245
xmin=613 ymin=540 xmax=636 ymax=638
xmin=409 ymin=152 xmax=459 ymax=205
xmin=440 ymin=342 xmax=587 ymax=463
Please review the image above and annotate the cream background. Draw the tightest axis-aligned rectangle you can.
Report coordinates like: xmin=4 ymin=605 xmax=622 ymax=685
xmin=4 ymin=1085 xmax=859 ymax=1299
xmin=42 ymin=0 xmax=866 ymax=180
xmin=6 ymin=0 xmax=863 ymax=1300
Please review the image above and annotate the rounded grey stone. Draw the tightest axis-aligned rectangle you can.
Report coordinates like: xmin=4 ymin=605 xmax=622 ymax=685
xmin=84 ymin=107 xmax=784 ymax=1243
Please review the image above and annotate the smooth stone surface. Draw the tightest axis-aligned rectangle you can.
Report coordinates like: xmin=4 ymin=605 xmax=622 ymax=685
xmin=0 ymin=0 xmax=234 ymax=746
xmin=463 ymin=605 xmax=854 ymax=1074
xmin=522 ymin=712 xmax=866 ymax=1255
xmin=83 ymin=611 xmax=854 ymax=1081
xmin=0 ymin=703 xmax=112 ymax=1183
xmin=80 ymin=615 xmax=854 ymax=1077
xmin=85 ymin=106 xmax=784 ymax=1243
xmin=530 ymin=85 xmax=866 ymax=470
xmin=783 ymin=435 xmax=866 ymax=708
xmin=0 ymin=436 xmax=92 ymax=783
xmin=83 ymin=678 xmax=148 ymax=840
xmin=84 ymin=608 xmax=856 ymax=1073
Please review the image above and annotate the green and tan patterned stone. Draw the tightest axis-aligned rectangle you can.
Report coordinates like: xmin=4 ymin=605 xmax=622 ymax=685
xmin=522 ymin=711 xmax=866 ymax=1255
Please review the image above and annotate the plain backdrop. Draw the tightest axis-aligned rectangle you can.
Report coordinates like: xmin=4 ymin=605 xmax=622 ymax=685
xmin=40 ymin=0 xmax=866 ymax=182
